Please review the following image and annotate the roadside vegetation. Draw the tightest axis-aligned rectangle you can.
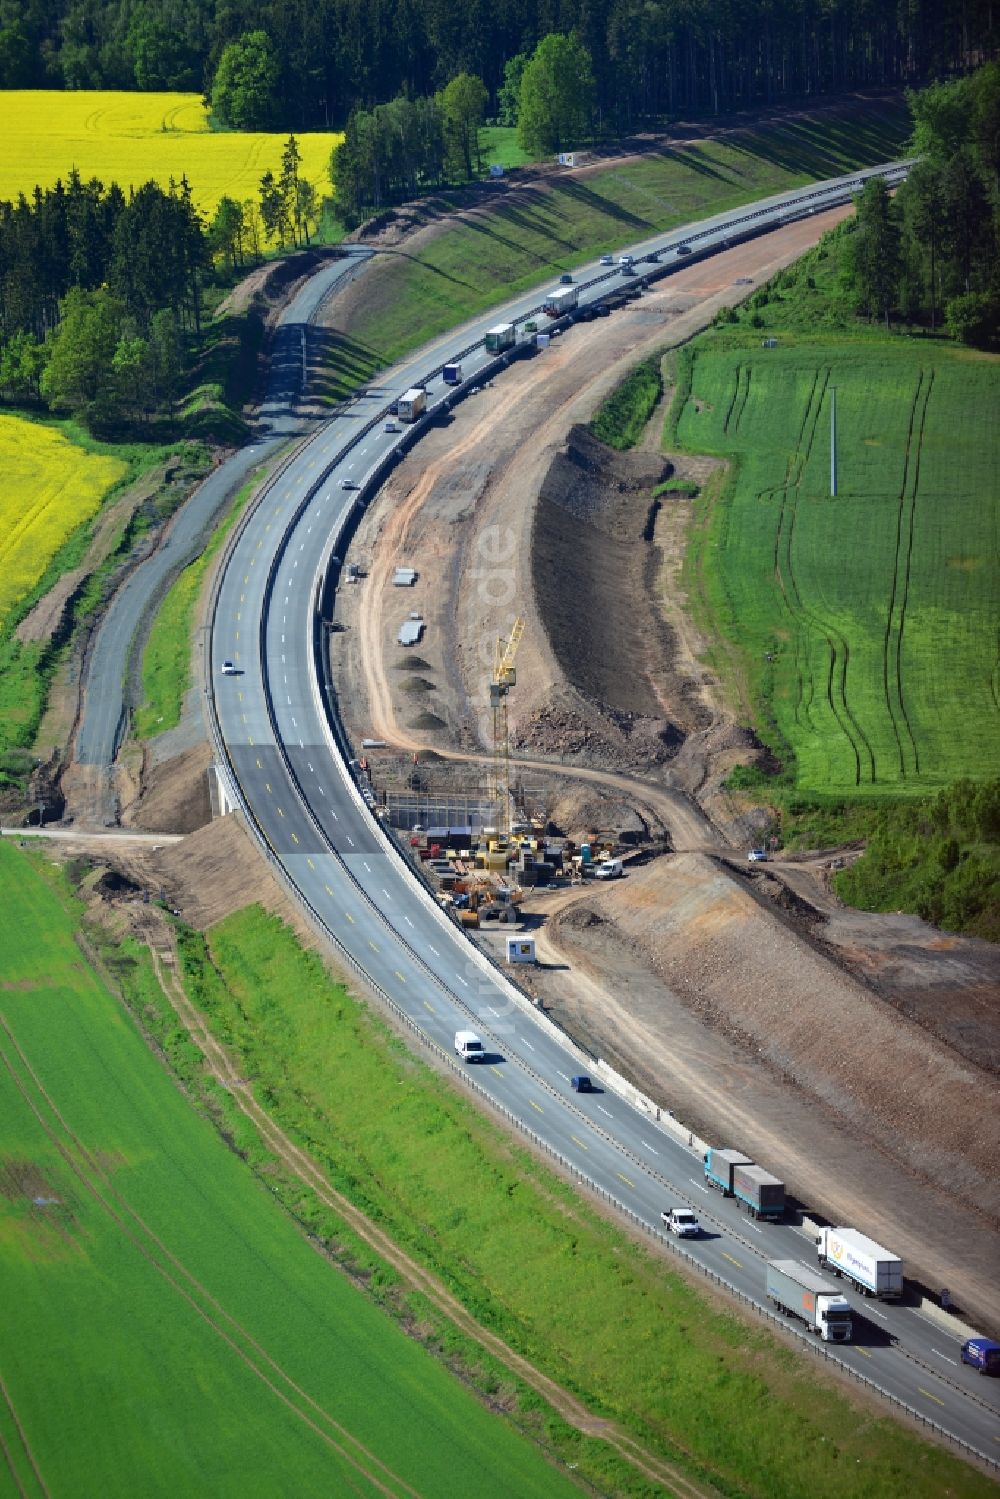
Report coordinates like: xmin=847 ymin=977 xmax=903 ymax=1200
xmin=128 ymin=898 xmax=991 ymax=1499
xmin=0 ymin=839 xmax=580 ymax=1499
xmin=591 ymin=355 xmax=663 ymax=450
xmin=134 ymin=465 xmax=267 ymax=739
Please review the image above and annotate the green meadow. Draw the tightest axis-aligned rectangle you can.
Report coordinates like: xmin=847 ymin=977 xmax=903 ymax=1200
xmin=0 ymin=841 xmax=578 ymax=1498
xmin=672 ymin=339 xmax=1000 ymax=794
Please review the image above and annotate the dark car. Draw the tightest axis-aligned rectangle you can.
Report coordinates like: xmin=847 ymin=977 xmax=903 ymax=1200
xmin=571 ymin=1075 xmax=593 ymax=1092
xmin=676 ymin=244 xmax=692 ymax=256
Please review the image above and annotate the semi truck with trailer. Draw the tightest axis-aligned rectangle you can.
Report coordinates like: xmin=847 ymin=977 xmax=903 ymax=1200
xmin=397 ymin=387 xmax=427 ymax=422
xmin=732 ymin=1162 xmax=785 ymax=1220
xmin=766 ymin=1260 xmax=853 ymax=1342
xmin=484 ymin=323 xmax=516 ymax=354
xmin=703 ymin=1148 xmax=752 ymax=1195
xmin=816 ymin=1226 xmax=903 ymax=1299
xmin=543 ymin=285 xmax=579 ymax=317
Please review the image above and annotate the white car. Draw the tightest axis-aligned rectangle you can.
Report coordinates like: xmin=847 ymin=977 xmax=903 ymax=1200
xmin=748 ymin=847 xmax=768 ymax=863
xmin=600 ymin=253 xmax=614 ymax=265
xmin=221 ymin=660 xmax=237 ymax=676
xmin=340 ymin=478 xmax=359 ymax=490
xmin=662 ymin=1207 xmax=701 ymax=1237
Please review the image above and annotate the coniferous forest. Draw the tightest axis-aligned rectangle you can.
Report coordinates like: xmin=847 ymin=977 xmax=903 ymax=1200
xmin=0 ymin=0 xmax=995 ymax=131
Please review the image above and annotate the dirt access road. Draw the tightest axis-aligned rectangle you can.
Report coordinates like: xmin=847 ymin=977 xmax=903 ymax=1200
xmin=325 ymin=210 xmax=1000 ymax=1322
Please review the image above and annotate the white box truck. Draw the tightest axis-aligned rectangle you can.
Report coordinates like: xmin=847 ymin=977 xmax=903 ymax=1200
xmin=397 ymin=387 xmax=427 ymax=422
xmin=484 ymin=323 xmax=515 ymax=354
xmin=543 ymin=285 xmax=579 ymax=317
xmin=767 ymin=1260 xmax=853 ymax=1342
xmin=816 ymin=1227 xmax=903 ymax=1299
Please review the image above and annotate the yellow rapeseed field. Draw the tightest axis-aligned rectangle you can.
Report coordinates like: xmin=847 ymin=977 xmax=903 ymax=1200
xmin=0 ymin=415 xmax=126 ymax=627
xmin=0 ymin=92 xmax=342 ymax=222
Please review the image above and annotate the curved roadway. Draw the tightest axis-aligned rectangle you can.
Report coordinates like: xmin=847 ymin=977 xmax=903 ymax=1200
xmin=209 ymin=164 xmax=1000 ymax=1468
xmin=74 ymin=249 xmax=372 ymax=819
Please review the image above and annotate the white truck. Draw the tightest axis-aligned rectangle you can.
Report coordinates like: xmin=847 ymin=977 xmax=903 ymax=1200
xmin=661 ymin=1207 xmax=700 ymax=1237
xmin=454 ymin=1030 xmax=486 ymax=1062
xmin=816 ymin=1226 xmax=903 ymax=1300
xmin=543 ymin=285 xmax=579 ymax=317
xmin=766 ymin=1260 xmax=853 ymax=1342
xmin=593 ymin=858 xmax=623 ymax=880
xmin=397 ymin=387 xmax=427 ymax=422
xmin=484 ymin=322 xmax=515 ymax=354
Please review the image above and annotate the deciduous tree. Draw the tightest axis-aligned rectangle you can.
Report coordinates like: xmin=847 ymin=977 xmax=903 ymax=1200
xmin=517 ymin=33 xmax=594 ymax=157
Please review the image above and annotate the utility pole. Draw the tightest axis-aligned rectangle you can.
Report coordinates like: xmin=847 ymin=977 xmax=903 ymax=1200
xmin=830 ymin=385 xmax=838 ymax=498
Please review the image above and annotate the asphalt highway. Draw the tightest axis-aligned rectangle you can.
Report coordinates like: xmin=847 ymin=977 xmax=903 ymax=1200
xmin=208 ymin=164 xmax=1000 ymax=1468
xmin=74 ymin=249 xmax=372 ymax=798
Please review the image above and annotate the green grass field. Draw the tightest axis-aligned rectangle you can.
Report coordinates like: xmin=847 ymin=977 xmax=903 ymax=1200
xmin=331 ymin=100 xmax=910 ymax=394
xmin=165 ymin=903 xmax=995 ymax=1499
xmin=0 ymin=841 xmax=579 ymax=1498
xmin=672 ymin=337 xmax=1000 ymax=794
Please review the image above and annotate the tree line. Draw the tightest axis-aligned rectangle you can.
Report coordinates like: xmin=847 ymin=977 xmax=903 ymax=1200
xmin=0 ymin=135 xmax=318 ymax=431
xmin=1 ymin=0 xmax=994 ymax=134
xmin=329 ymin=36 xmax=594 ymax=223
xmin=850 ymin=63 xmax=1000 ymax=344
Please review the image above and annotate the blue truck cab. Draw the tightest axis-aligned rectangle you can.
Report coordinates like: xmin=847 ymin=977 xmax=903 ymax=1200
xmin=961 ymin=1338 xmax=1000 ymax=1374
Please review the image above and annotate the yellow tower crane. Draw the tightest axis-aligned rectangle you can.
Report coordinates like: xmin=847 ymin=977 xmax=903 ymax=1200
xmin=490 ymin=617 xmax=524 ymax=838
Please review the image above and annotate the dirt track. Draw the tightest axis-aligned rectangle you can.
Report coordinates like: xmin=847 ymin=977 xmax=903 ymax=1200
xmin=328 ymin=211 xmax=1000 ymax=1322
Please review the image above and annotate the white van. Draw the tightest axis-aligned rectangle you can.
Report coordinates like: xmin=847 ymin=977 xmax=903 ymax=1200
xmin=454 ymin=1030 xmax=486 ymax=1062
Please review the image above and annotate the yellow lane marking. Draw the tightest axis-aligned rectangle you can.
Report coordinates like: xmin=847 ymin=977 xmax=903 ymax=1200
xmin=242 ymin=714 xmax=247 ymax=724
xmin=393 ymin=970 xmax=406 ymax=984
xmin=236 ymin=613 xmax=240 ymax=623
xmin=855 ymin=1348 xmax=872 ymax=1359
xmin=238 ymin=691 xmax=244 ymax=702
xmin=617 ymin=1173 xmax=635 ymax=1189
xmin=368 ymin=940 xmax=379 ymax=952
xmin=290 ymin=832 xmax=298 ymax=844
xmin=324 ymin=884 xmax=334 ymax=895
xmin=423 ymin=1000 xmax=435 ymax=1014
xmin=491 ymin=1066 xmax=503 ymax=1078
xmin=529 ymin=1100 xmax=543 ymax=1115
xmin=343 ymin=911 xmax=354 ymax=923
xmin=248 ymin=736 xmax=254 ymax=747
xmin=570 ymin=1134 xmax=589 ymax=1151
xmin=244 ymin=575 xmax=249 ymax=584
xmin=721 ymin=1251 xmax=743 ymax=1269
xmin=307 ymin=858 xmax=315 ymax=870
xmin=256 ymin=758 xmax=262 ymax=769
xmin=235 ymin=630 xmax=240 ymax=641
xmin=276 ymin=808 xmax=285 ymax=818
xmin=240 ymin=594 xmax=245 ymax=603
xmin=918 ymin=1388 xmax=946 ymax=1408
xmin=265 ymin=783 xmax=272 ymax=793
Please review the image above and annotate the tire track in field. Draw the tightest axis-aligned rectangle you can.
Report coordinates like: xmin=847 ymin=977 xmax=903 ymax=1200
xmin=136 ymin=918 xmax=724 ymax=1499
xmin=0 ymin=1015 xmax=420 ymax=1499
xmin=885 ymin=369 xmax=933 ymax=777
xmin=0 ymin=1372 xmax=47 ymax=1499
xmin=722 ymin=364 xmax=742 ymax=432
xmin=731 ymin=365 xmax=752 ymax=433
xmin=769 ymin=368 xmax=878 ymax=783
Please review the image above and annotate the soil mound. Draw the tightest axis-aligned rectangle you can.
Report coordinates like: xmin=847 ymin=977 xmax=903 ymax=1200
xmin=530 ymin=426 xmax=708 ymax=757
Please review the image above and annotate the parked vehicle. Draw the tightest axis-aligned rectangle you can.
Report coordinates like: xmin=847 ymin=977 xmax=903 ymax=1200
xmin=442 ymin=362 xmax=462 ymax=384
xmin=816 ymin=1227 xmax=903 ymax=1300
xmin=662 ymin=1206 xmax=700 ymax=1237
xmin=593 ymin=858 xmax=623 ymax=880
xmin=396 ymin=387 xmax=427 ymax=422
xmin=484 ymin=322 xmax=516 ymax=354
xmin=454 ymin=1030 xmax=486 ymax=1062
xmin=732 ymin=1162 xmax=785 ymax=1220
xmin=571 ymin=1074 xmax=593 ymax=1092
xmin=544 ymin=285 xmax=579 ymax=317
xmin=703 ymin=1147 xmax=753 ymax=1195
xmin=961 ymin=1338 xmax=1000 ymax=1374
xmin=766 ymin=1260 xmax=853 ymax=1342
xmin=748 ymin=847 xmax=768 ymax=862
